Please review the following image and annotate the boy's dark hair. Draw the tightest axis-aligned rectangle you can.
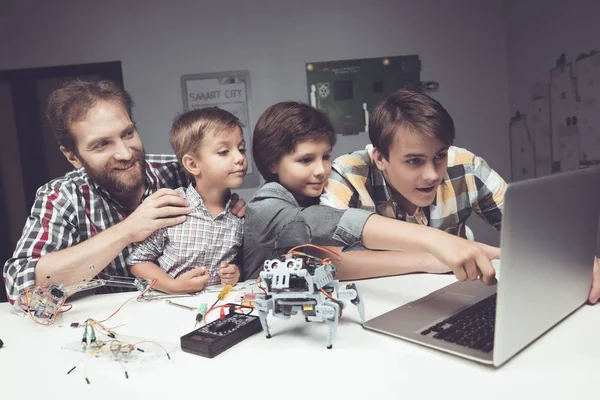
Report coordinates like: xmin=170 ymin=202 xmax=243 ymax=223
xmin=369 ymin=90 xmax=455 ymax=159
xmin=252 ymin=102 xmax=336 ymax=182
xmin=170 ymin=107 xmax=241 ymax=169
xmin=46 ymin=79 xmax=134 ymax=153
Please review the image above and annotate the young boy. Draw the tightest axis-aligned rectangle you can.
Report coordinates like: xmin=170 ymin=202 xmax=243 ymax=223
xmin=320 ymin=90 xmax=508 ymax=280
xmin=243 ymin=102 xmax=500 ymax=285
xmin=127 ymin=107 xmax=247 ymax=294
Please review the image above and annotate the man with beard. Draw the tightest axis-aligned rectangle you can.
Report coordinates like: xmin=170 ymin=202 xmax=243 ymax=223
xmin=2 ymin=80 xmax=244 ymax=303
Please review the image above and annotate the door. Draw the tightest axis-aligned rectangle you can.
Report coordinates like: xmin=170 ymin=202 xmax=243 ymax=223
xmin=0 ymin=61 xmax=124 ymax=299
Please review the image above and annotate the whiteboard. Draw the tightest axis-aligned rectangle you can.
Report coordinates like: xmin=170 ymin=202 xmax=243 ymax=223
xmin=181 ymin=70 xmax=259 ymax=188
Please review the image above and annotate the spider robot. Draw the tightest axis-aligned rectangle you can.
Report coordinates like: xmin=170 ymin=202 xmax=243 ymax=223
xmin=253 ymin=245 xmax=365 ymax=349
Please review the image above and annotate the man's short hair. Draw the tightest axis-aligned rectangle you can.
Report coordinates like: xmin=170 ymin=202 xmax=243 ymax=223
xmin=46 ymin=79 xmax=134 ymax=153
xmin=169 ymin=107 xmax=241 ymax=167
xmin=252 ymin=102 xmax=336 ymax=182
xmin=369 ymin=90 xmax=455 ymax=159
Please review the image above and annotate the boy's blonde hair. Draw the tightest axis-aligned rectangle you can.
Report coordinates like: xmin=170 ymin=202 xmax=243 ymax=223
xmin=170 ymin=107 xmax=241 ymax=168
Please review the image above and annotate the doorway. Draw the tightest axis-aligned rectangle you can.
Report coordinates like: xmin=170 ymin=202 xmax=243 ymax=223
xmin=0 ymin=61 xmax=123 ymax=301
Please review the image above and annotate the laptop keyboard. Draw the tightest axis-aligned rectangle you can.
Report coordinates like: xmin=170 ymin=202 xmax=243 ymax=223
xmin=420 ymin=293 xmax=496 ymax=353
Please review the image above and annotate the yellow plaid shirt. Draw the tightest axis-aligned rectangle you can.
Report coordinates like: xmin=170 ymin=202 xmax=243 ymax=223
xmin=321 ymin=145 xmax=506 ymax=237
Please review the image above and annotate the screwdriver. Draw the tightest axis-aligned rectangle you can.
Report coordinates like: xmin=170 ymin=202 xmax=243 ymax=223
xmin=194 ymin=285 xmax=232 ymax=328
xmin=208 ymin=284 xmax=233 ymax=311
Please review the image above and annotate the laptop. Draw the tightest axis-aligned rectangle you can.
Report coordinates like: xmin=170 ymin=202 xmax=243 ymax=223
xmin=363 ymin=166 xmax=600 ymax=366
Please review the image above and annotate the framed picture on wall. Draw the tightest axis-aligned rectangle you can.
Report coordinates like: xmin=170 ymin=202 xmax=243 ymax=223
xmin=180 ymin=70 xmax=259 ymax=189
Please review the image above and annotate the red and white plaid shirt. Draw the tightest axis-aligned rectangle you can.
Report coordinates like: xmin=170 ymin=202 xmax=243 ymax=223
xmin=126 ymin=184 xmax=244 ymax=286
xmin=3 ymin=154 xmax=188 ymax=303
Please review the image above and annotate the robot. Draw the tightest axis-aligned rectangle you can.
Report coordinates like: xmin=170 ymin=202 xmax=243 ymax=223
xmin=253 ymin=245 xmax=365 ymax=349
xmin=15 ymin=275 xmax=151 ymax=325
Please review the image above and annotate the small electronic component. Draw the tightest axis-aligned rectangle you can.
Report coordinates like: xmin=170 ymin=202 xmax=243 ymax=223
xmin=241 ymin=293 xmax=256 ymax=307
xmin=195 ymin=303 xmax=208 ymax=328
xmin=27 ymin=284 xmax=67 ymax=322
xmin=181 ymin=312 xmax=262 ymax=358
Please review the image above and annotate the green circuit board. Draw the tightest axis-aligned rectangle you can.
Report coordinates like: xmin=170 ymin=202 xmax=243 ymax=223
xmin=306 ymin=55 xmax=422 ymax=135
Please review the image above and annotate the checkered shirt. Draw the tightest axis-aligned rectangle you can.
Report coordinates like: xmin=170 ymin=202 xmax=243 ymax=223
xmin=126 ymin=184 xmax=244 ymax=286
xmin=321 ymin=145 xmax=506 ymax=236
xmin=3 ymin=154 xmax=188 ymax=303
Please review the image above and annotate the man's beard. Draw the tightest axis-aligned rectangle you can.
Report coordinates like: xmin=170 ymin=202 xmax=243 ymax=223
xmin=82 ymin=149 xmax=146 ymax=195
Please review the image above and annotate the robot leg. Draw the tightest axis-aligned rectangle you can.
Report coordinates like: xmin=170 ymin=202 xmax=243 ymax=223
xmin=339 ymin=283 xmax=365 ymax=324
xmin=254 ymin=294 xmax=273 ymax=339
xmin=317 ymin=301 xmax=339 ymax=349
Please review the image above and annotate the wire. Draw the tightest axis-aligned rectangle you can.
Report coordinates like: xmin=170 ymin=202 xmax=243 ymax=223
xmin=255 ymin=277 xmax=266 ymax=293
xmin=96 ymin=278 xmax=157 ymax=323
xmin=87 ymin=319 xmax=117 ymax=338
xmin=319 ymin=288 xmax=343 ymax=317
xmin=320 ymin=288 xmax=338 ymax=301
xmin=59 ymin=304 xmax=73 ymax=313
xmin=203 ymin=303 xmax=247 ymax=324
xmin=287 ymin=244 xmax=342 ymax=261
xmin=131 ymin=340 xmax=171 ymax=360
xmin=82 ymin=344 xmax=108 ymax=383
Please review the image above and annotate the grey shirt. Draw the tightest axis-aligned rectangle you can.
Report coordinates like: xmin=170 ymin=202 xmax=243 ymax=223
xmin=242 ymin=182 xmax=373 ymax=279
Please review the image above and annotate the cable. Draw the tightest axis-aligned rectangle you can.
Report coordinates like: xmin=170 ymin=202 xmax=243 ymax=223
xmin=203 ymin=303 xmax=248 ymax=324
xmin=95 ymin=278 xmax=156 ymax=323
xmin=287 ymin=244 xmax=342 ymax=261
xmin=131 ymin=340 xmax=171 ymax=360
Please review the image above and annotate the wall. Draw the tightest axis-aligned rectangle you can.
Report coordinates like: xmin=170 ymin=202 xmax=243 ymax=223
xmin=505 ymin=0 xmax=600 ymax=253
xmin=505 ymin=0 xmax=600 ymax=115
xmin=0 ymin=82 xmax=27 ymax=250
xmin=505 ymin=0 xmax=600 ymax=179
xmin=0 ymin=0 xmax=510 ymax=245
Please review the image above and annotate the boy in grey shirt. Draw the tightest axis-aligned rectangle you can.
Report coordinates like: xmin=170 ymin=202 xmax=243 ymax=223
xmin=243 ymin=102 xmax=500 ymax=284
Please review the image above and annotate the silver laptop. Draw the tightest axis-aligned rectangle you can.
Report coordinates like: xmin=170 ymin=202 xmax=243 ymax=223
xmin=363 ymin=167 xmax=600 ymax=366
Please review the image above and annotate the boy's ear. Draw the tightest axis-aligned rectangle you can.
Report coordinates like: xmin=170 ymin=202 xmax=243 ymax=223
xmin=372 ymin=147 xmax=387 ymax=172
xmin=182 ymin=154 xmax=201 ymax=177
xmin=60 ymin=146 xmax=83 ymax=169
xmin=267 ymin=162 xmax=277 ymax=175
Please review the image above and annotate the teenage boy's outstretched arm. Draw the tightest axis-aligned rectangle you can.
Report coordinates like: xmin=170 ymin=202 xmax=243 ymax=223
xmin=323 ymin=247 xmax=452 ymax=280
xmin=361 ymin=214 xmax=499 ymax=285
xmin=245 ymin=183 xmax=498 ymax=284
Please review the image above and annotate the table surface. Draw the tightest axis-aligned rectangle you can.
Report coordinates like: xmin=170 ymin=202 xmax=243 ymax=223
xmin=1 ymin=273 xmax=598 ymax=399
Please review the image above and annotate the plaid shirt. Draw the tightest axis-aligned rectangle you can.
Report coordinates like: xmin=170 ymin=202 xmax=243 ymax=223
xmin=127 ymin=184 xmax=243 ymax=286
xmin=321 ymin=145 xmax=506 ymax=237
xmin=3 ymin=154 xmax=188 ymax=302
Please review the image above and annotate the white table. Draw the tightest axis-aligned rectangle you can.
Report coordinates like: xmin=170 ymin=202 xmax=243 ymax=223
xmin=1 ymin=274 xmax=598 ymax=399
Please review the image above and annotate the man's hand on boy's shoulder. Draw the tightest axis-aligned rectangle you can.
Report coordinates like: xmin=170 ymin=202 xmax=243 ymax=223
xmin=218 ymin=262 xmax=240 ymax=286
xmin=230 ymin=193 xmax=246 ymax=218
xmin=121 ymin=188 xmax=191 ymax=243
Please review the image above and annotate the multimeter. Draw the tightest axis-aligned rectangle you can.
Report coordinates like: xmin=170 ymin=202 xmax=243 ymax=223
xmin=180 ymin=312 xmax=262 ymax=358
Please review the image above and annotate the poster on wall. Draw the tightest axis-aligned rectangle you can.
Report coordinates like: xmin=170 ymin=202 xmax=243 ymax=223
xmin=509 ymin=51 xmax=600 ymax=181
xmin=181 ymin=70 xmax=259 ymax=188
xmin=305 ymin=55 xmax=436 ymax=136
